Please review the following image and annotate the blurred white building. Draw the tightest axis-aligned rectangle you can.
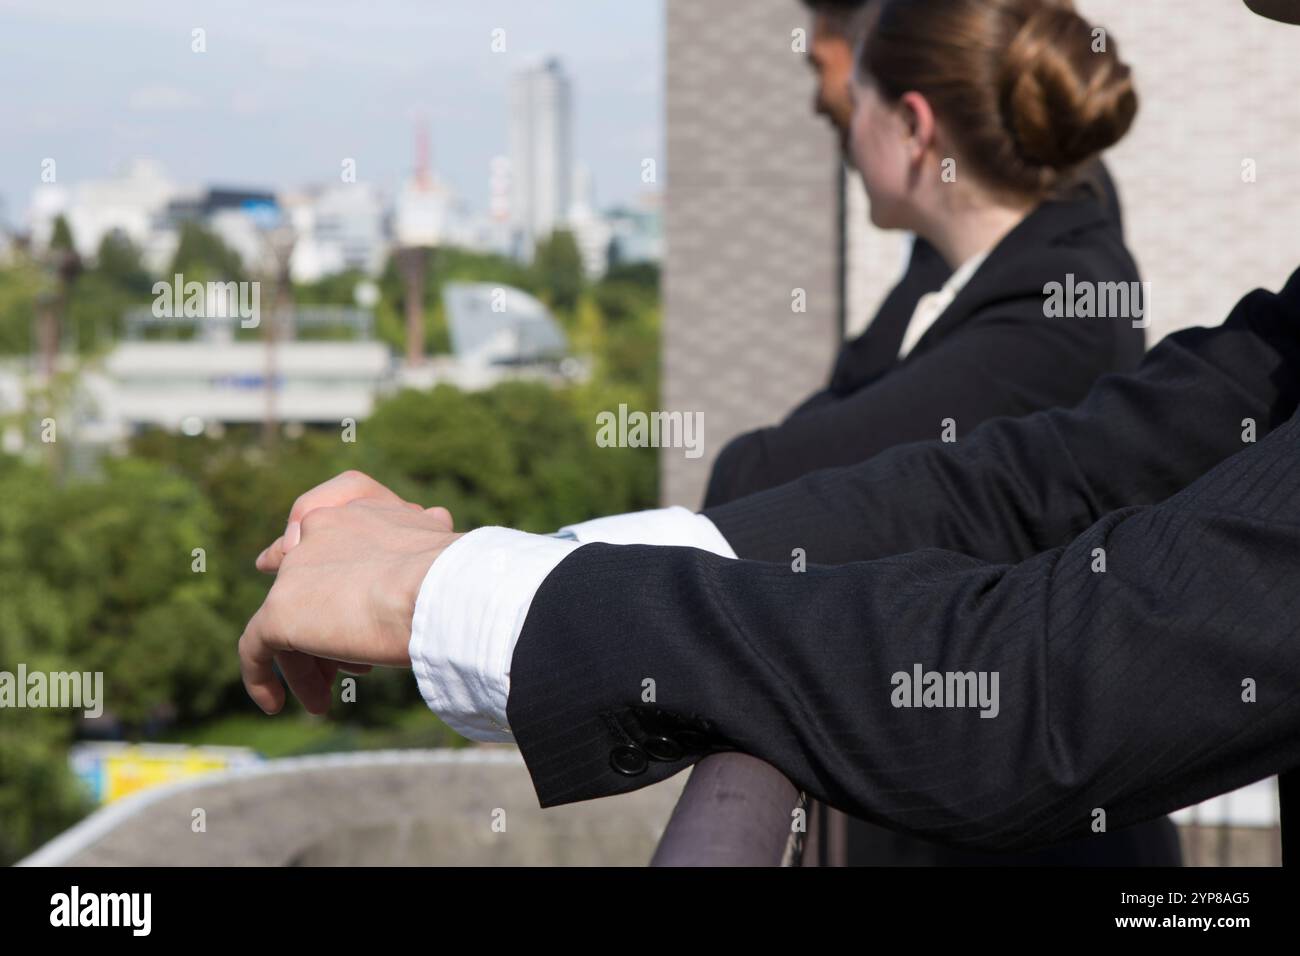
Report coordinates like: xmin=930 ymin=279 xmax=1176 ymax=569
xmin=399 ymin=282 xmax=580 ymax=392
xmin=567 ymin=164 xmax=613 ymax=280
xmin=510 ymin=58 xmax=573 ymax=256
xmin=395 ymin=174 xmax=450 ymax=250
xmin=100 ymin=338 xmax=392 ymax=432
xmin=27 ymin=159 xmax=179 ymax=261
xmin=207 ymin=208 xmax=269 ymax=274
xmin=285 ymin=183 xmax=389 ymax=282
xmin=442 ymin=281 xmax=568 ymax=365
xmin=86 ymin=307 xmax=392 ymax=437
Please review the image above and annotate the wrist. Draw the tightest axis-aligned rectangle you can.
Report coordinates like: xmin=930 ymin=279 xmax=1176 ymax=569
xmin=382 ymin=531 xmax=465 ymax=660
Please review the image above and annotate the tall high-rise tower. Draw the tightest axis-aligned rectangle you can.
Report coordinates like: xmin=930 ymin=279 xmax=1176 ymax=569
xmin=509 ymin=57 xmax=572 ymax=255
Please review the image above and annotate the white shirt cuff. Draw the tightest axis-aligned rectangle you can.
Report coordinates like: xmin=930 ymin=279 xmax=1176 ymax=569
xmin=408 ymin=527 xmax=579 ymax=742
xmin=559 ymin=506 xmax=738 ymax=557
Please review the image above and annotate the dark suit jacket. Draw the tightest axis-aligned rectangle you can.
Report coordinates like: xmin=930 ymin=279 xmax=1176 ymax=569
xmin=703 ymin=168 xmax=1134 ymax=507
xmin=704 ymin=168 xmax=1171 ymax=862
xmin=505 ymin=267 xmax=1300 ymax=854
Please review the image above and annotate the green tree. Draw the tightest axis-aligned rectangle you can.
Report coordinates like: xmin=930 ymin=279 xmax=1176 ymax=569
xmin=604 ymin=260 xmax=659 ymax=290
xmin=49 ymin=215 xmax=76 ymax=254
xmin=532 ymin=229 xmax=584 ymax=315
xmin=0 ymin=455 xmax=230 ymax=863
xmin=0 ymin=260 xmax=45 ymax=354
xmin=169 ymin=221 xmax=245 ymax=283
xmin=65 ymin=271 xmax=134 ymax=355
xmin=593 ymin=279 xmax=652 ymax=326
xmin=2 ymin=456 xmax=230 ymax=727
xmin=346 ymin=381 xmax=656 ymax=532
xmin=94 ymin=232 xmax=153 ymax=295
xmin=0 ymin=711 xmax=92 ymax=866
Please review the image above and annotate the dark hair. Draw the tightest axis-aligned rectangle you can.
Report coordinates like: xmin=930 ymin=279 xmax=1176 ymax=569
xmin=801 ymin=0 xmax=872 ymax=31
xmin=859 ymin=0 xmax=1138 ymax=198
xmin=800 ymin=0 xmax=871 ymax=11
xmin=1244 ymin=0 xmax=1300 ymax=24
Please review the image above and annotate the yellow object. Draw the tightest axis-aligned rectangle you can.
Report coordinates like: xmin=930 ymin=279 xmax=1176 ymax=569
xmin=68 ymin=743 xmax=260 ymax=803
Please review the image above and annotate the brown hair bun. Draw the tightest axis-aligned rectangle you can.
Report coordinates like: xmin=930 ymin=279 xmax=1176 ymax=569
xmin=1000 ymin=4 xmax=1138 ymax=178
xmin=860 ymin=0 xmax=1140 ymax=198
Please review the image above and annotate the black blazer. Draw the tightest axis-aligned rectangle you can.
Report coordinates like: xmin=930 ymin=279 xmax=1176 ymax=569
xmin=821 ymin=162 xmax=1124 ymax=403
xmin=703 ymin=173 xmax=1139 ymax=507
xmin=704 ymin=168 xmax=1171 ymax=862
xmin=505 ymin=267 xmax=1300 ymax=855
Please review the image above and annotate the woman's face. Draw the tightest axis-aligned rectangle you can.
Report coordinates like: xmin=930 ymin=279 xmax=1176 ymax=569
xmin=848 ymin=73 xmax=917 ymax=230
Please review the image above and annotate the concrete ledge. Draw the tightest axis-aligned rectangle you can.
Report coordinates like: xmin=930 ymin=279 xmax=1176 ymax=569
xmin=21 ymin=748 xmax=687 ymax=867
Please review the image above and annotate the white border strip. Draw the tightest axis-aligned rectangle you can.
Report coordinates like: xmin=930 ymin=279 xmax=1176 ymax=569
xmin=19 ymin=747 xmax=523 ymax=867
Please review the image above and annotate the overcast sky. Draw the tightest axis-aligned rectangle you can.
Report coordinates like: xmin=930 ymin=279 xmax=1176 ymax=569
xmin=0 ymin=0 xmax=662 ymax=226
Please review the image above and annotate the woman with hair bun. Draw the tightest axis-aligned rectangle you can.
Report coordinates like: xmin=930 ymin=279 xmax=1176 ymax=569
xmin=707 ymin=0 xmax=1179 ymax=867
xmin=705 ymin=0 xmax=1147 ymax=510
xmin=853 ymin=0 xmax=1137 ymax=225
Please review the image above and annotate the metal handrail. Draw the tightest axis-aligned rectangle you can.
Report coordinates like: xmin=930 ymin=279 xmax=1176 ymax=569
xmin=650 ymin=753 xmax=806 ymax=866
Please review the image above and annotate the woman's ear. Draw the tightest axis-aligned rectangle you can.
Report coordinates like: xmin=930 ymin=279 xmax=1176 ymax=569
xmin=897 ymin=91 xmax=938 ymax=163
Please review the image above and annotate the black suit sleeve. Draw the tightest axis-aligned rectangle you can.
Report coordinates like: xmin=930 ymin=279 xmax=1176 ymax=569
xmin=507 ymin=407 xmax=1300 ymax=851
xmin=706 ymin=269 xmax=1300 ymax=566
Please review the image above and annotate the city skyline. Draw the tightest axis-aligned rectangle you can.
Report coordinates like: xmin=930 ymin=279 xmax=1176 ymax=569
xmin=0 ymin=0 xmax=663 ymax=229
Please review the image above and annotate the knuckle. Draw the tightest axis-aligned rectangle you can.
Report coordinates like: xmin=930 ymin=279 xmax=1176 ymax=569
xmin=290 ymin=489 xmax=315 ymax=518
xmin=299 ymin=508 xmax=334 ymax=535
xmin=257 ymin=596 xmax=292 ymax=647
xmin=237 ymin=627 xmax=260 ymax=662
